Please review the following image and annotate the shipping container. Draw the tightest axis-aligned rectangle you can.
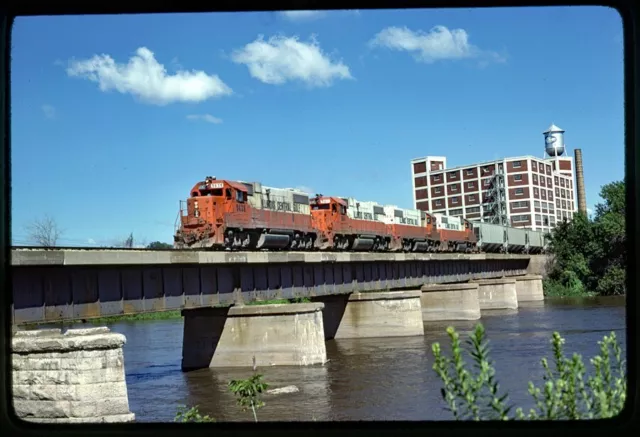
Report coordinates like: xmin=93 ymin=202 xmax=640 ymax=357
xmin=239 ymin=182 xmax=310 ymax=215
xmin=526 ymin=229 xmax=545 ymax=253
xmin=433 ymin=213 xmax=464 ymax=231
xmin=506 ymin=227 xmax=528 ymax=253
xmin=472 ymin=222 xmax=507 ymax=253
xmin=343 ymin=197 xmax=383 ymax=222
xmin=380 ymin=205 xmax=422 ymax=227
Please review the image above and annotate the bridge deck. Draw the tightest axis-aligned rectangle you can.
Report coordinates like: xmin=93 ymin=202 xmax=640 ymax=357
xmin=11 ymin=248 xmax=531 ymax=266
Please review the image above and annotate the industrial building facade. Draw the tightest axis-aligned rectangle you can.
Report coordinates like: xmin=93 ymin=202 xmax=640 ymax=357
xmin=410 ymin=125 xmax=583 ymax=233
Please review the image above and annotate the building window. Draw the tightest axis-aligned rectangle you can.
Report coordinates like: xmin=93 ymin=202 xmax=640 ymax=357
xmin=534 ymin=187 xmax=539 ymax=197
xmin=467 ymin=182 xmax=474 ymax=189
xmin=562 ymin=200 xmax=567 ymax=209
xmin=532 ymin=161 xmax=538 ymax=171
xmin=535 ymin=214 xmax=542 ymax=222
xmin=532 ymin=174 xmax=538 ymax=183
xmin=550 ymin=216 xmax=556 ymax=225
xmin=482 ymin=166 xmax=490 ymax=174
xmin=514 ymin=188 xmax=524 ymax=196
xmin=448 ymin=171 xmax=457 ymax=179
xmin=468 ymin=195 xmax=476 ymax=202
xmin=466 ymin=169 xmax=474 ymax=176
xmin=514 ymin=174 xmax=523 ymax=181
xmin=435 ymin=200 xmax=442 ymax=207
xmin=513 ymin=215 xmax=529 ymax=223
xmin=534 ymin=200 xmax=541 ymax=209
xmin=549 ymin=203 xmax=554 ymax=212
xmin=543 ymin=216 xmax=549 ymax=226
xmin=435 ymin=187 xmax=442 ymax=194
xmin=451 ymin=184 xmax=458 ymax=192
xmin=452 ymin=197 xmax=459 ymax=204
xmin=547 ymin=177 xmax=552 ymax=186
xmin=540 ymin=177 xmax=545 ymax=187
xmin=555 ymin=187 xmax=560 ymax=196
xmin=548 ymin=190 xmax=553 ymax=199
xmin=512 ymin=201 xmax=529 ymax=209
xmin=554 ymin=176 xmax=559 ymax=185
xmin=513 ymin=160 xmax=522 ymax=168
xmin=556 ymin=199 xmax=561 ymax=208
xmin=560 ymin=179 xmax=565 ymax=187
xmin=541 ymin=190 xmax=547 ymax=200
xmin=466 ymin=206 xmax=480 ymax=214
xmin=484 ymin=179 xmax=491 ymax=186
xmin=449 ymin=208 xmax=463 ymax=216
xmin=433 ymin=175 xmax=441 ymax=182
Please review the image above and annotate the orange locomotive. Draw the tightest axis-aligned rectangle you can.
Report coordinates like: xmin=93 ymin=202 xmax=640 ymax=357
xmin=173 ymin=176 xmax=478 ymax=252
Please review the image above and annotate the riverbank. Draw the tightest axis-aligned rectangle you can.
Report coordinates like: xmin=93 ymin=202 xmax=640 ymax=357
xmin=542 ymin=278 xmax=600 ymax=298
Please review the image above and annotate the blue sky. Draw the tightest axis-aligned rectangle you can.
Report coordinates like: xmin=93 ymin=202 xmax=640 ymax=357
xmin=10 ymin=7 xmax=624 ymax=246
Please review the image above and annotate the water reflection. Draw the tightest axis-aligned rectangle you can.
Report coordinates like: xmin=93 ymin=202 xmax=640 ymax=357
xmin=182 ymin=365 xmax=332 ymax=421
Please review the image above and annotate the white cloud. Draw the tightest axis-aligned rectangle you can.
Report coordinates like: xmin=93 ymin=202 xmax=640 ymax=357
xmin=66 ymin=47 xmax=233 ymax=105
xmin=87 ymin=238 xmax=97 ymax=245
xmin=186 ymin=114 xmax=223 ymax=124
xmin=41 ymin=104 xmax=56 ymax=119
xmin=369 ymin=25 xmax=505 ymax=64
xmin=294 ymin=186 xmax=315 ymax=195
xmin=231 ymin=35 xmax=353 ymax=87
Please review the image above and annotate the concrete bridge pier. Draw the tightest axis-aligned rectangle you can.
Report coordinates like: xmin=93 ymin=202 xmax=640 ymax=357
xmin=470 ymin=277 xmax=519 ymax=311
xmin=181 ymin=303 xmax=328 ymax=371
xmin=314 ymin=291 xmax=424 ymax=340
xmin=514 ymin=274 xmax=545 ymax=301
xmin=420 ymin=283 xmax=481 ymax=321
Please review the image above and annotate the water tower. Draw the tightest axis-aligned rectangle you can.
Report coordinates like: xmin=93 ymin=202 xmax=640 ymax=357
xmin=543 ymin=123 xmax=566 ymax=157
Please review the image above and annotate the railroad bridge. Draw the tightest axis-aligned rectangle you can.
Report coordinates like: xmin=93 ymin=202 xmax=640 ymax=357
xmin=10 ymin=249 xmax=548 ymax=370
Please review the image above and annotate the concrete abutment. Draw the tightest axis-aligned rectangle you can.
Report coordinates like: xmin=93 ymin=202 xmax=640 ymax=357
xmin=420 ymin=283 xmax=481 ymax=321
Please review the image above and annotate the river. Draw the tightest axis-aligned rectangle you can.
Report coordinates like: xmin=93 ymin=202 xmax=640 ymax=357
xmin=68 ymin=296 xmax=629 ymax=422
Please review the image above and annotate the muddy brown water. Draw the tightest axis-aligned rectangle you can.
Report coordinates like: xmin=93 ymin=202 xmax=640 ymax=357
xmin=39 ymin=296 xmax=630 ymax=422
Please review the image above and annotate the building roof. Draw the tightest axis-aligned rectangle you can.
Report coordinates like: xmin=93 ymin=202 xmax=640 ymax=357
xmin=543 ymin=123 xmax=564 ymax=134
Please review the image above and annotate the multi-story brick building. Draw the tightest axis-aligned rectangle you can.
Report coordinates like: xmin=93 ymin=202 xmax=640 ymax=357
xmin=410 ymin=124 xmax=578 ymax=233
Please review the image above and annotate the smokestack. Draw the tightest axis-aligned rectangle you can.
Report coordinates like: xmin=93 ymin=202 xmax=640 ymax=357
xmin=574 ymin=148 xmax=587 ymax=215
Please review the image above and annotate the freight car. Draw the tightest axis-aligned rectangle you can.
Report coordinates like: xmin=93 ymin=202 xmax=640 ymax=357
xmin=173 ymin=176 xmax=547 ymax=254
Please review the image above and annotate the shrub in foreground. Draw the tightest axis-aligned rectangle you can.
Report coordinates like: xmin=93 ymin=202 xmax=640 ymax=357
xmin=431 ymin=323 xmax=626 ymax=420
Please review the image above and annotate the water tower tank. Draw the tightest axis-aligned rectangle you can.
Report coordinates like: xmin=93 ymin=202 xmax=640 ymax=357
xmin=543 ymin=123 xmax=565 ymax=156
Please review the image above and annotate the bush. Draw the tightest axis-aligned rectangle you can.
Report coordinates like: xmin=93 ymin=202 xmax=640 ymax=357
xmin=431 ymin=323 xmax=626 ymax=420
xmin=174 ymin=405 xmax=215 ymax=422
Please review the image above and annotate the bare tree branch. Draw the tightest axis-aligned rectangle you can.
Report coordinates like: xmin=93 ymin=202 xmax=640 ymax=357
xmin=25 ymin=215 xmax=63 ymax=248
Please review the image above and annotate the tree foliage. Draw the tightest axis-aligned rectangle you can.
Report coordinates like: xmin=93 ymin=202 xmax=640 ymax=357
xmin=432 ymin=324 xmax=627 ymax=421
xmin=25 ymin=214 xmax=63 ymax=248
xmin=147 ymin=241 xmax=173 ymax=249
xmin=545 ymin=180 xmax=626 ymax=296
xmin=228 ymin=357 xmax=269 ymax=422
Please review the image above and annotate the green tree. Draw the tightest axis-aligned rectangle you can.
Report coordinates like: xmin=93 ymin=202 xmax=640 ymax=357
xmin=545 ymin=180 xmax=626 ymax=296
xmin=228 ymin=357 xmax=269 ymax=422
xmin=147 ymin=241 xmax=173 ymax=249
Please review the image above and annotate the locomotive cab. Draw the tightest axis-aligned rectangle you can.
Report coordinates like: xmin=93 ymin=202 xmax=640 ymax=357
xmin=174 ymin=176 xmax=249 ymax=249
xmin=310 ymin=195 xmax=350 ymax=249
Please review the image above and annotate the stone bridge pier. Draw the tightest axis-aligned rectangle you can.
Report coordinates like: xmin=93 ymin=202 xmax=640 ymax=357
xmin=180 ymin=289 xmax=425 ymax=371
